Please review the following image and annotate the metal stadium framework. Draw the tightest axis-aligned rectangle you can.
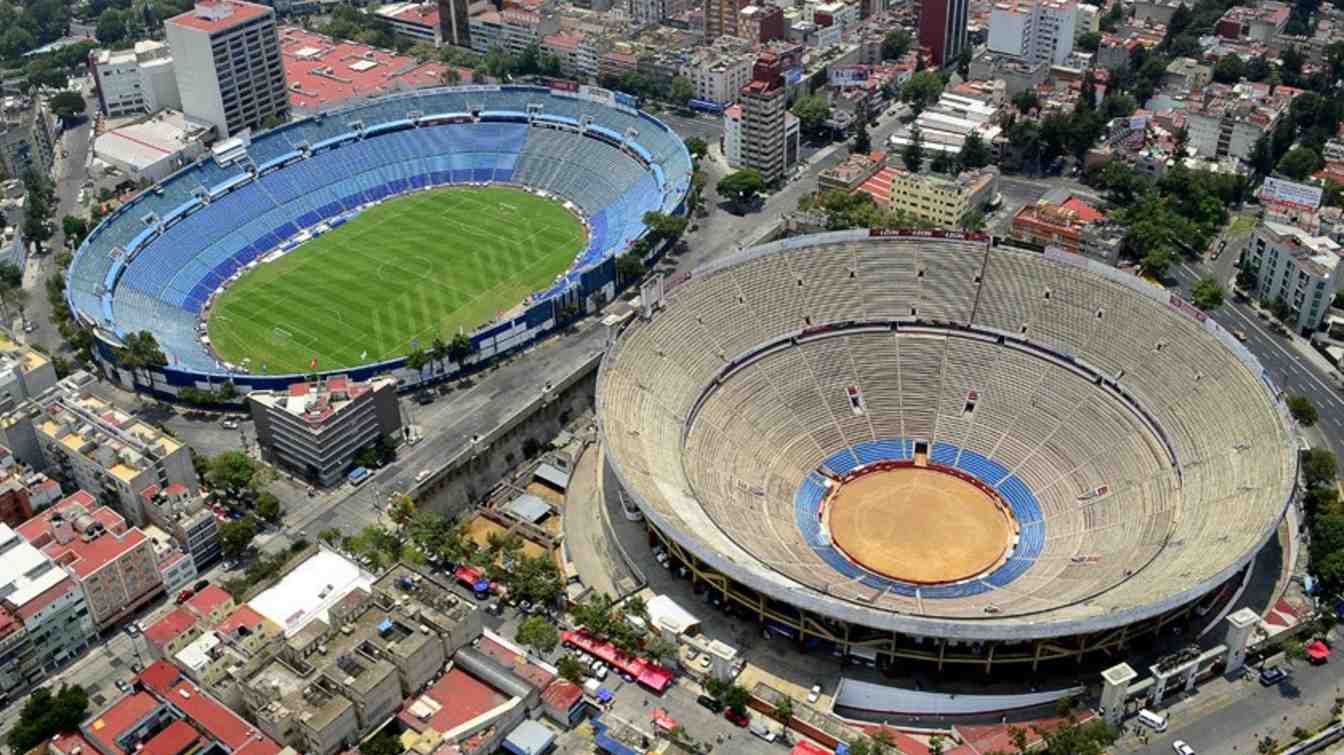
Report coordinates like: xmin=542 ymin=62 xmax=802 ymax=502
xmin=65 ymin=84 xmax=691 ymax=395
xmin=596 ymin=230 xmax=1298 ymax=671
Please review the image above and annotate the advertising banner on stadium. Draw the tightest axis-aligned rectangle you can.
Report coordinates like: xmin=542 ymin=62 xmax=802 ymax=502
xmin=579 ymin=85 xmax=616 ymax=107
xmin=614 ymin=91 xmax=639 ymax=110
xmin=545 ymin=78 xmax=579 ymax=94
xmin=829 ymin=65 xmax=868 ymax=87
xmin=1167 ymin=293 xmax=1208 ymax=323
xmin=455 ymin=85 xmax=501 ymax=93
xmin=1260 ymin=176 xmax=1323 ymax=209
xmin=868 ymin=228 xmax=988 ymax=242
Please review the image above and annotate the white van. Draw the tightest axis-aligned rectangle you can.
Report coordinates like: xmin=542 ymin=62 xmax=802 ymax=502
xmin=1137 ymin=709 xmax=1168 ymax=732
xmin=749 ymin=717 xmax=778 ymax=742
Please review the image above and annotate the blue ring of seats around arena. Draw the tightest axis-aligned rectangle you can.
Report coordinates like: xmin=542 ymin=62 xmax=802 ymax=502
xmin=793 ymin=439 xmax=1045 ymax=599
xmin=66 ymin=86 xmax=692 ymax=378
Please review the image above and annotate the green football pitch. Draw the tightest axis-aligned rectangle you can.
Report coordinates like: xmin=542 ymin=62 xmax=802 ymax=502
xmin=206 ymin=186 xmax=586 ymax=374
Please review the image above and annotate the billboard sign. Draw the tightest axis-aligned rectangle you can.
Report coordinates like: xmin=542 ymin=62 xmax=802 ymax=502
xmin=1261 ymin=176 xmax=1323 ymax=210
xmin=829 ymin=64 xmax=868 ymax=87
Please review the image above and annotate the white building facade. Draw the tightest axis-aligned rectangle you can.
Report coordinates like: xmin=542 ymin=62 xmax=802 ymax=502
xmin=988 ymin=0 xmax=1077 ymax=65
xmin=1247 ymin=222 xmax=1342 ymax=332
xmin=91 ymin=41 xmax=182 ymax=118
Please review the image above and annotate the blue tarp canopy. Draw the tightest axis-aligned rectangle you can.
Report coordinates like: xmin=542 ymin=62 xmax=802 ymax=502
xmin=596 ymin=687 xmax=614 ymax=702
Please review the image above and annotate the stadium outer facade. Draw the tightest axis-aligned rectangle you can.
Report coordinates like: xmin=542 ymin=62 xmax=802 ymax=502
xmin=65 ymin=84 xmax=691 ymax=397
xmin=597 ymin=229 xmax=1299 ymax=672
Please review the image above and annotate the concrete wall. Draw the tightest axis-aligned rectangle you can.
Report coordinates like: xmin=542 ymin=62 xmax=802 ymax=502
xmin=412 ymin=356 xmax=599 ymax=520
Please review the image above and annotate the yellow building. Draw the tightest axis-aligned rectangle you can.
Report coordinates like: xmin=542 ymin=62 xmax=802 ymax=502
xmin=856 ymin=166 xmax=999 ymax=228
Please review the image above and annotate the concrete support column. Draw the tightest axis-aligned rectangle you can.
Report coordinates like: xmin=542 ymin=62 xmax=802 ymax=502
xmin=1099 ymin=663 xmax=1137 ymax=727
xmin=1224 ymin=607 xmax=1259 ymax=675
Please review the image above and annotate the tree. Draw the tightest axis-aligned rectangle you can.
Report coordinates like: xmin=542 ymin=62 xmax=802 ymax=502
xmin=791 ymin=94 xmax=832 ymax=135
xmin=220 ymin=516 xmax=259 ymax=559
xmin=448 ymin=333 xmax=471 ymax=365
xmin=902 ymin=70 xmax=944 ymax=114
xmin=722 ymin=684 xmax=751 ymax=715
xmin=960 ymin=209 xmax=986 ymax=232
xmin=1213 ymin=54 xmax=1247 ymax=84
xmin=1012 ymin=90 xmax=1040 ymax=115
xmin=852 ymin=119 xmax=871 ymax=155
xmin=930 ymin=149 xmax=955 ymax=174
xmin=903 ymin=125 xmax=924 ymax=172
xmin=1191 ymin=276 xmax=1225 ymax=310
xmin=388 ymin=495 xmax=417 ymax=529
xmin=669 ymin=76 xmax=694 ymax=105
xmin=1140 ymin=248 xmax=1174 ymax=279
xmin=774 ymin=696 xmax=795 ymax=722
xmin=117 ymin=330 xmax=168 ymax=389
xmin=430 ymin=335 xmax=448 ymax=373
xmin=1289 ymin=395 xmax=1320 ymax=427
xmin=7 ymin=685 xmax=90 ymax=753
xmin=685 ymin=136 xmax=708 ymax=160
xmin=1278 ymin=146 xmax=1323 ymax=180
xmin=360 ymin=731 xmax=402 ymax=755
xmin=557 ymin=655 xmax=586 ymax=683
xmin=62 ymin=214 xmax=88 ymax=247
xmin=615 ymin=253 xmax=644 ymax=285
xmin=96 ymin=8 xmax=129 ymax=45
xmin=49 ymin=91 xmax=85 ymax=122
xmin=1077 ymin=31 xmax=1101 ymax=52
xmin=959 ymin=130 xmax=990 ymax=169
xmin=1303 ymin=447 xmax=1336 ymax=487
xmin=255 ymin=492 xmax=281 ymax=523
xmin=516 ymin=615 xmax=560 ymax=653
xmin=405 ymin=345 xmax=429 ymax=373
xmin=717 ymin=169 xmax=766 ymax=209
xmin=207 ymin=450 xmax=258 ymax=492
xmin=881 ymin=29 xmax=912 ymax=60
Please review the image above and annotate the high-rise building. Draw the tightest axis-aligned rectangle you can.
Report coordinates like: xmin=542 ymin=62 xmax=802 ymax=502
xmin=165 ymin=0 xmax=290 ymax=138
xmin=89 ymin=41 xmax=181 ymax=118
xmin=740 ymin=54 xmax=787 ymax=183
xmin=247 ymin=376 xmax=402 ymax=487
xmin=988 ymin=0 xmax=1077 ymax=65
xmin=919 ymin=0 xmax=969 ymax=66
xmin=1246 ymin=222 xmax=1342 ymax=332
xmin=706 ymin=0 xmax=753 ymax=39
xmin=437 ymin=0 xmax=471 ymax=47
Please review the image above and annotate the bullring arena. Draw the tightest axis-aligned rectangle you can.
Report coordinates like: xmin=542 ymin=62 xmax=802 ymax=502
xmin=596 ymin=229 xmax=1299 ymax=673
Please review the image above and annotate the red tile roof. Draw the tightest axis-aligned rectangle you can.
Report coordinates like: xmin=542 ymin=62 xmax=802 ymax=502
xmin=48 ymin=732 xmax=98 ymax=755
xmin=541 ymin=680 xmax=582 ymax=711
xmin=215 ymin=604 xmax=271 ymax=637
xmin=278 ymin=27 xmax=455 ymax=112
xmin=137 ymin=660 xmax=182 ymax=695
xmin=140 ymin=720 xmax=200 ymax=755
xmin=185 ymin=584 xmax=232 ymax=617
xmin=401 ymin=668 xmax=507 ymax=733
xmin=163 ymin=679 xmax=269 ymax=749
xmin=86 ymin=692 xmax=161 ymax=755
xmin=15 ymin=577 xmax=77 ymax=620
xmin=167 ymin=0 xmax=271 ymax=33
xmin=1060 ymin=196 xmax=1105 ymax=223
xmin=19 ymin=494 xmax=149 ymax=579
xmin=477 ymin=636 xmax=555 ymax=689
xmin=384 ymin=1 xmax=439 ymax=27
xmin=144 ymin=606 xmax=199 ymax=646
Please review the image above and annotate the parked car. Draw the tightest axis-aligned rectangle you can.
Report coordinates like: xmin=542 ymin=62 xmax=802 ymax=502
xmin=696 ymin=695 xmax=723 ymax=713
xmin=175 ymin=589 xmax=194 ymax=604
xmin=590 ymin=663 xmax=609 ymax=681
xmin=193 ymin=579 xmax=209 ymax=592
xmin=115 ymin=679 xmax=131 ymax=694
xmin=724 ymin=708 xmax=750 ymax=727
xmin=807 ymin=684 xmax=821 ymax=703
xmin=1172 ymin=741 xmax=1195 ymax=755
xmin=1259 ymin=666 xmax=1288 ymax=686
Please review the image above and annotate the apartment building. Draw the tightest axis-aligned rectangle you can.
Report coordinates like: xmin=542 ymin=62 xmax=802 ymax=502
xmin=248 ymin=376 xmax=400 ymax=488
xmin=0 ymin=335 xmax=57 ymax=412
xmin=90 ymin=41 xmax=182 ymax=118
xmin=238 ymin=556 xmax=481 ymax=755
xmin=988 ymin=0 xmax=1077 ymax=65
xmin=469 ymin=10 xmax=552 ymax=55
xmin=1246 ymin=222 xmax=1342 ymax=332
xmin=437 ymin=0 xmax=472 ymax=47
xmin=1215 ymin=1 xmax=1290 ymax=42
xmin=738 ymin=4 xmax=786 ymax=42
xmin=1184 ymin=85 xmax=1287 ymax=162
xmin=740 ymin=54 xmax=787 ymax=183
xmin=0 ymin=97 xmax=56 ymax=184
xmin=143 ymin=584 xmax=237 ymax=661
xmin=29 ymin=379 xmax=198 ymax=527
xmin=682 ymin=41 xmax=755 ymax=104
xmin=17 ymin=491 xmax=165 ymax=631
xmin=79 ymin=660 xmax=283 ymax=755
xmin=919 ymin=0 xmax=968 ymax=65
xmin=375 ymin=2 xmax=443 ymax=47
xmin=855 ymin=165 xmax=999 ymax=228
xmin=1010 ymin=193 xmax=1124 ymax=263
xmin=165 ymin=0 xmax=291 ymax=138
xmin=139 ymin=483 xmax=221 ymax=570
xmin=0 ymin=524 xmax=95 ymax=693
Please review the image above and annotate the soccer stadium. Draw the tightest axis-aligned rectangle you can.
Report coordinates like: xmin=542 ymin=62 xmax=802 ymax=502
xmin=65 ymin=85 xmax=691 ymax=387
xmin=597 ymin=230 xmax=1299 ymax=672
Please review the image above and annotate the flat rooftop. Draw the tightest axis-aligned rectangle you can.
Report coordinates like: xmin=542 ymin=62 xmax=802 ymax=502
xmin=248 ymin=548 xmax=376 ymax=636
xmin=94 ymin=111 xmax=206 ymax=170
xmin=278 ymin=27 xmax=460 ymax=113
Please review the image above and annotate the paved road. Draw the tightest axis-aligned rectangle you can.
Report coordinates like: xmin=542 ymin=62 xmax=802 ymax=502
xmin=1125 ymin=657 xmax=1343 ymax=755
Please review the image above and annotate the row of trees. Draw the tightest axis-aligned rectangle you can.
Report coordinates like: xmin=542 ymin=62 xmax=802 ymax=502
xmin=569 ymin=592 xmax=678 ymax=660
xmin=405 ymin=333 xmax=473 ymax=374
